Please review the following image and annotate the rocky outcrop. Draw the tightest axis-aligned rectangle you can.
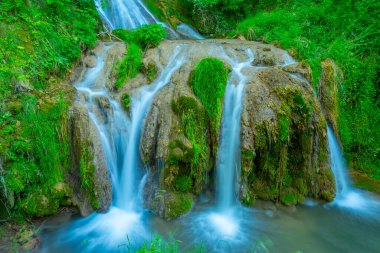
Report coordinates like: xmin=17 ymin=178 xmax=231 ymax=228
xmin=240 ymin=67 xmax=335 ymax=205
xmin=68 ymin=103 xmax=111 ymax=216
xmin=124 ymin=39 xmax=335 ymax=216
xmin=318 ymin=59 xmax=343 ymax=135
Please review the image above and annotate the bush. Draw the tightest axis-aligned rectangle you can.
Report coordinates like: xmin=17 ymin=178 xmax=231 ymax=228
xmin=134 ymin=24 xmax=167 ymax=48
xmin=113 ymin=24 xmax=167 ymax=49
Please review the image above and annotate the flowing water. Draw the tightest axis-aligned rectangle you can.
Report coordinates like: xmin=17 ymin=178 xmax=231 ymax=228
xmin=39 ymin=1 xmax=380 ymax=252
xmin=93 ymin=0 xmax=203 ymax=39
xmin=41 ymin=43 xmax=191 ymax=252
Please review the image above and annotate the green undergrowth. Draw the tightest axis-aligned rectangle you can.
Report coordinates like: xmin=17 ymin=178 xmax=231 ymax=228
xmin=0 ymin=0 xmax=100 ymax=219
xmin=170 ymin=96 xmax=208 ymax=193
xmin=190 ymin=58 xmax=229 ymax=154
xmin=112 ymin=24 xmax=167 ymax=89
xmin=234 ymin=0 xmax=380 ymax=179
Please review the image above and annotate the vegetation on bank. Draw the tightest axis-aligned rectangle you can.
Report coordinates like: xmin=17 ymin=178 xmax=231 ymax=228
xmin=234 ymin=0 xmax=380 ymax=182
xmin=0 ymin=0 xmax=100 ymax=220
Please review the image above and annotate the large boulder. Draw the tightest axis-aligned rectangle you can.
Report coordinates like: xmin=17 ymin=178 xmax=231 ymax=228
xmin=240 ymin=67 xmax=335 ymax=205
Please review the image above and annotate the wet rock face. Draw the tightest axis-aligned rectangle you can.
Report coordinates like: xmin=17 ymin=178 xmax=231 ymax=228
xmin=129 ymin=39 xmax=335 ymax=216
xmin=241 ymin=67 xmax=335 ymax=205
xmin=68 ymin=103 xmax=112 ymax=216
xmin=318 ymin=59 xmax=342 ymax=135
xmin=66 ymin=42 xmax=125 ymax=216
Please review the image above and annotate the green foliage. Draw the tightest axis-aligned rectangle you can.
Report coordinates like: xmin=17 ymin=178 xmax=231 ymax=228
xmin=116 ymin=44 xmax=142 ymax=89
xmin=0 ymin=0 xmax=99 ymax=219
xmin=135 ymin=235 xmax=180 ymax=253
xmin=171 ymin=96 xmax=208 ymax=192
xmin=134 ymin=24 xmax=167 ymax=48
xmin=190 ymin=58 xmax=229 ymax=146
xmin=113 ymin=24 xmax=167 ymax=49
xmin=235 ymin=0 xmax=380 ymax=178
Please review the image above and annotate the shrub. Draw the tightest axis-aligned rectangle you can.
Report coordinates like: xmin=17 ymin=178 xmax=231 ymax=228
xmin=134 ymin=24 xmax=167 ymax=48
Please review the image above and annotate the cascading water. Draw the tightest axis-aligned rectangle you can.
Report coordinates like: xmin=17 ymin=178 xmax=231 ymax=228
xmin=202 ymin=47 xmax=254 ymax=238
xmin=214 ymin=49 xmax=254 ymax=211
xmin=41 ymin=43 xmax=190 ymax=252
xmin=93 ymin=0 xmax=204 ymax=39
xmin=327 ymin=125 xmax=380 ymax=211
xmin=94 ymin=0 xmax=159 ymax=29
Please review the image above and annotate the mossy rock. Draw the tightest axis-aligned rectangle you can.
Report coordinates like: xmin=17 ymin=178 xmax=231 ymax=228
xmin=280 ymin=189 xmax=305 ymax=206
xmin=20 ymin=190 xmax=59 ymax=217
xmin=143 ymin=62 xmax=158 ymax=83
xmin=165 ymin=192 xmax=193 ymax=219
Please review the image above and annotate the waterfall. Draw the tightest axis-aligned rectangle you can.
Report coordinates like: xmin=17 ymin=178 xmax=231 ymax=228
xmin=94 ymin=0 xmax=159 ymax=29
xmin=93 ymin=0 xmax=179 ymax=38
xmin=93 ymin=0 xmax=204 ymax=39
xmin=326 ymin=125 xmax=375 ymax=210
xmin=215 ymin=49 xmax=254 ymax=211
xmin=42 ymin=43 xmax=190 ymax=251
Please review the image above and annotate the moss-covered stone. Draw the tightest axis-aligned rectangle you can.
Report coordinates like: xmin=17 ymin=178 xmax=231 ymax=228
xmin=165 ymin=192 xmax=193 ymax=219
xmin=318 ymin=59 xmax=342 ymax=134
xmin=144 ymin=62 xmax=158 ymax=83
xmin=240 ymin=68 xmax=335 ymax=206
xmin=20 ymin=190 xmax=60 ymax=217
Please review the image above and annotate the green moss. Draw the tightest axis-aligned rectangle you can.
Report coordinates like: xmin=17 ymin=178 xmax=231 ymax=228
xmin=115 ymin=44 xmax=142 ymax=89
xmin=170 ymin=96 xmax=208 ymax=193
xmin=190 ymin=57 xmax=229 ymax=153
xmin=278 ymin=116 xmax=290 ymax=143
xmin=20 ymin=190 xmax=60 ymax=217
xmin=174 ymin=176 xmax=193 ymax=193
xmin=80 ymin=145 xmax=100 ymax=209
xmin=165 ymin=193 xmax=193 ymax=219
xmin=280 ymin=189 xmax=304 ymax=206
